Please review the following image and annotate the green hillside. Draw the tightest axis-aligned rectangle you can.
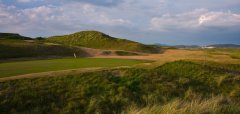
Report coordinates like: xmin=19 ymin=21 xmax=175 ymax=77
xmin=47 ymin=31 xmax=160 ymax=53
xmin=0 ymin=39 xmax=87 ymax=59
xmin=0 ymin=33 xmax=32 ymax=40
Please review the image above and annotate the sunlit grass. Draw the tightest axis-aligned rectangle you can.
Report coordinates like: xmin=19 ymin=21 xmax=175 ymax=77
xmin=0 ymin=58 xmax=145 ymax=78
xmin=127 ymin=96 xmax=240 ymax=114
xmin=0 ymin=60 xmax=239 ymax=113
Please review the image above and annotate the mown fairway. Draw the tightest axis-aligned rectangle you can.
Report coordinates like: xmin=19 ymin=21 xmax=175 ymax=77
xmin=0 ymin=58 xmax=145 ymax=78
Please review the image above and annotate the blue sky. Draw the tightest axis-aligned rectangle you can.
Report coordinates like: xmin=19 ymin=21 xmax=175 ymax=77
xmin=0 ymin=0 xmax=240 ymax=45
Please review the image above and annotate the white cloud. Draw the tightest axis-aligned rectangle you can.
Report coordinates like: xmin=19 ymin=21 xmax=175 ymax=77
xmin=0 ymin=0 xmax=239 ymax=42
xmin=0 ymin=4 xmax=21 ymax=27
xmin=17 ymin=0 xmax=32 ymax=3
xmin=57 ymin=3 xmax=130 ymax=26
xmin=149 ymin=9 xmax=240 ymax=31
xmin=16 ymin=0 xmax=45 ymax=3
xmin=98 ymin=14 xmax=130 ymax=25
xmin=198 ymin=15 xmax=213 ymax=25
xmin=198 ymin=11 xmax=240 ymax=27
xmin=21 ymin=6 xmax=53 ymax=19
xmin=0 ymin=3 xmax=130 ymax=36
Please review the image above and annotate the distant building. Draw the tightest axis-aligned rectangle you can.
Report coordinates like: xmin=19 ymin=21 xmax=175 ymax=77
xmin=201 ymin=46 xmax=215 ymax=49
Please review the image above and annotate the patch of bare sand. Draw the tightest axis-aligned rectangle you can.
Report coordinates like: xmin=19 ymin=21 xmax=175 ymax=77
xmin=80 ymin=47 xmax=111 ymax=56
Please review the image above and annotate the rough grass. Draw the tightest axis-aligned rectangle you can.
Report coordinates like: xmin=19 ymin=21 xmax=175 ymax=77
xmin=0 ymin=39 xmax=88 ymax=59
xmin=142 ymin=49 xmax=240 ymax=68
xmin=0 ymin=60 xmax=239 ymax=114
xmin=127 ymin=96 xmax=240 ymax=114
xmin=0 ymin=58 xmax=145 ymax=78
xmin=115 ymin=51 xmax=140 ymax=56
xmin=47 ymin=31 xmax=160 ymax=53
xmin=204 ymin=48 xmax=240 ymax=59
xmin=102 ymin=49 xmax=240 ymax=69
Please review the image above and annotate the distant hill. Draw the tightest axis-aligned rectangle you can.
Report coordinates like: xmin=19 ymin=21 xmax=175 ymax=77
xmin=0 ymin=33 xmax=32 ymax=40
xmin=207 ymin=44 xmax=240 ymax=48
xmin=47 ymin=31 xmax=160 ymax=53
xmin=174 ymin=45 xmax=200 ymax=48
xmin=154 ymin=43 xmax=170 ymax=46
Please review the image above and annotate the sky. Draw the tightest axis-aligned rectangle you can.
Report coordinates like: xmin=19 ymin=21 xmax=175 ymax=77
xmin=0 ymin=0 xmax=240 ymax=45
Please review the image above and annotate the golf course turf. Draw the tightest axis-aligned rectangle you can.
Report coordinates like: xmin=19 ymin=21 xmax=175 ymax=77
xmin=0 ymin=58 xmax=145 ymax=78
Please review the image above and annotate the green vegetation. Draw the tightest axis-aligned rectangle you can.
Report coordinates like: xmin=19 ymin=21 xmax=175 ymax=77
xmin=205 ymin=48 xmax=240 ymax=59
xmin=47 ymin=31 xmax=160 ymax=53
xmin=127 ymin=96 xmax=239 ymax=114
xmin=0 ymin=58 xmax=144 ymax=78
xmin=115 ymin=51 xmax=139 ymax=56
xmin=0 ymin=33 xmax=32 ymax=40
xmin=0 ymin=60 xmax=239 ymax=113
xmin=0 ymin=31 xmax=160 ymax=59
xmin=0 ymin=39 xmax=87 ymax=59
xmin=1 ymin=32 xmax=240 ymax=114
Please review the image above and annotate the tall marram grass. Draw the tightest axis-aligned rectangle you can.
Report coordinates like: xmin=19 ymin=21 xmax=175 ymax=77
xmin=127 ymin=96 xmax=240 ymax=114
xmin=0 ymin=60 xmax=239 ymax=113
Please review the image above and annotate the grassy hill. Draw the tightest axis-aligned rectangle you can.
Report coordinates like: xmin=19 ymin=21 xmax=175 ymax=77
xmin=0 ymin=39 xmax=88 ymax=59
xmin=0 ymin=33 xmax=32 ymax=40
xmin=0 ymin=60 xmax=239 ymax=113
xmin=0 ymin=31 xmax=160 ymax=59
xmin=47 ymin=31 xmax=160 ymax=53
